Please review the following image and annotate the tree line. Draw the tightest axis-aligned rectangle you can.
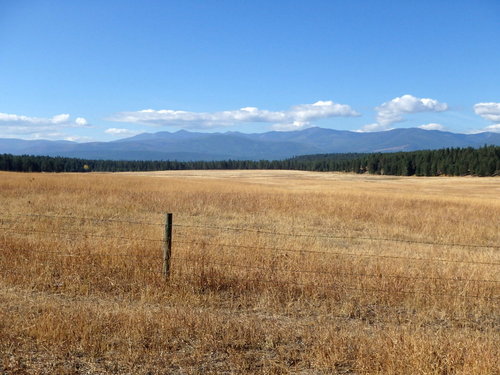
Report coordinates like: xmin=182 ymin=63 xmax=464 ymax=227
xmin=0 ymin=145 xmax=498 ymax=176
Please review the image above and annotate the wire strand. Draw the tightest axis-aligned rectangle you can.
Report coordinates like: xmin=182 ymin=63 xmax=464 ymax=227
xmin=0 ymin=227 xmax=164 ymax=243
xmin=175 ymin=262 xmax=498 ymax=301
xmin=173 ymin=255 xmax=500 ymax=284
xmin=1 ymin=213 xmax=164 ymax=226
xmin=176 ymin=240 xmax=500 ymax=266
xmin=173 ymin=224 xmax=500 ymax=249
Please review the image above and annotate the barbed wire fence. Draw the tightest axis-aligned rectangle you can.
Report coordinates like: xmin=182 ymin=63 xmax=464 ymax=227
xmin=0 ymin=212 xmax=499 ymax=302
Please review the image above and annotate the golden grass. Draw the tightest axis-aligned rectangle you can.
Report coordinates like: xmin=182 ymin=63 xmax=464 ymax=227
xmin=0 ymin=170 xmax=499 ymax=374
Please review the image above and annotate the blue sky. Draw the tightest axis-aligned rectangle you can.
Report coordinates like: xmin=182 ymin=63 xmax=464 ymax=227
xmin=1 ymin=0 xmax=499 ymax=141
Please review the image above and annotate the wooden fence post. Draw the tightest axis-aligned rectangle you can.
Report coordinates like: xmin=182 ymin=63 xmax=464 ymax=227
xmin=163 ymin=213 xmax=173 ymax=280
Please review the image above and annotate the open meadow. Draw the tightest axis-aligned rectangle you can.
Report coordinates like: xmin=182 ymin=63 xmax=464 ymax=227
xmin=0 ymin=170 xmax=499 ymax=374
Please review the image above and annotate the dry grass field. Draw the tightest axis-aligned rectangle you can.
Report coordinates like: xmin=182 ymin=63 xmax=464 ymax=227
xmin=0 ymin=170 xmax=499 ymax=374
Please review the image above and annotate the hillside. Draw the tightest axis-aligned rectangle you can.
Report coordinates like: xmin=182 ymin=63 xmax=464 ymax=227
xmin=1 ymin=127 xmax=499 ymax=161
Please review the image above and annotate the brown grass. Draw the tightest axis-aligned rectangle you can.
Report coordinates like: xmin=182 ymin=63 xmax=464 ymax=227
xmin=0 ymin=170 xmax=499 ymax=374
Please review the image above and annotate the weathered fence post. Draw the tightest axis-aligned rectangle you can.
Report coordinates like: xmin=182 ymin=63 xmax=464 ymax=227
xmin=163 ymin=213 xmax=173 ymax=280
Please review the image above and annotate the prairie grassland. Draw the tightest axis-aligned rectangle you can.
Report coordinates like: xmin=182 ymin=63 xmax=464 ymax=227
xmin=0 ymin=170 xmax=499 ymax=374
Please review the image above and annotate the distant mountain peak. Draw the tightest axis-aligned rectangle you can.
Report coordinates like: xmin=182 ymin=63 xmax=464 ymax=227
xmin=1 ymin=127 xmax=499 ymax=161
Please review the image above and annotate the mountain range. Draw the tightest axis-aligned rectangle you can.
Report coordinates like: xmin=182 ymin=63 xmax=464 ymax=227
xmin=1 ymin=127 xmax=499 ymax=161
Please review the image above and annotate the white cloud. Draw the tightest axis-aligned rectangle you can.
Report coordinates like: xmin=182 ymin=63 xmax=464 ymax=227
xmin=419 ymin=123 xmax=445 ymax=131
xmin=0 ymin=112 xmax=88 ymax=128
xmin=105 ymin=128 xmax=140 ymax=136
xmin=482 ymin=124 xmax=500 ymax=133
xmin=271 ymin=121 xmax=311 ymax=131
xmin=468 ymin=124 xmax=500 ymax=134
xmin=471 ymin=102 xmax=500 ymax=133
xmin=109 ymin=100 xmax=359 ymax=130
xmin=0 ymin=112 xmax=90 ymax=139
xmin=75 ymin=117 xmax=88 ymax=126
xmin=357 ymin=123 xmax=393 ymax=133
xmin=64 ymin=135 xmax=93 ymax=142
xmin=376 ymin=94 xmax=448 ymax=126
xmin=474 ymin=102 xmax=500 ymax=122
xmin=358 ymin=94 xmax=448 ymax=132
xmin=51 ymin=114 xmax=70 ymax=124
xmin=0 ymin=130 xmax=67 ymax=140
